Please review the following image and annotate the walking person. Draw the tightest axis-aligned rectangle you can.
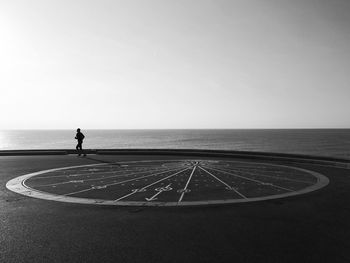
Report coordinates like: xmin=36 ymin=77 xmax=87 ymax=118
xmin=75 ymin=128 xmax=86 ymax=156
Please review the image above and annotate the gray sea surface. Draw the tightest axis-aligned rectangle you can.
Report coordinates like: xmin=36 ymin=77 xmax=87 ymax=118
xmin=0 ymin=129 xmax=349 ymax=159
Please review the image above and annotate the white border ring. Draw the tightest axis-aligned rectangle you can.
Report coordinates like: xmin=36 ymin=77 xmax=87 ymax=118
xmin=6 ymin=160 xmax=330 ymax=207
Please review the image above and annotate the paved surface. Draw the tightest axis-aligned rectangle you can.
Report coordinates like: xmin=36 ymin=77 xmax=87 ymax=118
xmin=8 ymin=158 xmax=328 ymax=206
xmin=1 ymin=154 xmax=350 ymax=262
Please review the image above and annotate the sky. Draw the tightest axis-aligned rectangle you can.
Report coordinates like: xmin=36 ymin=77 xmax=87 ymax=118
xmin=1 ymin=0 xmax=350 ymax=129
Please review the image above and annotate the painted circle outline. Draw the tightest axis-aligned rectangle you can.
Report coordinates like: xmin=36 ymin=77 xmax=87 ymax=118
xmin=6 ymin=159 xmax=330 ymax=206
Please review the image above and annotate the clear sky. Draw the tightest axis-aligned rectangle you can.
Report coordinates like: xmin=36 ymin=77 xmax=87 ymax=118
xmin=1 ymin=0 xmax=350 ymax=129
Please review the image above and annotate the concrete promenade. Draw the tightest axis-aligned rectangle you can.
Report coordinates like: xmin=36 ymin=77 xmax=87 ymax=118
xmin=1 ymin=151 xmax=350 ymax=263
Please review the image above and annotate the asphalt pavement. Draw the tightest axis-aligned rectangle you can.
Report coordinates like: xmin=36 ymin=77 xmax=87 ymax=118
xmin=1 ymin=154 xmax=350 ymax=263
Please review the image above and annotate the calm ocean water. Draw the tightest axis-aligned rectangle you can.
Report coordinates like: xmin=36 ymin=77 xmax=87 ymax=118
xmin=0 ymin=129 xmax=349 ymax=159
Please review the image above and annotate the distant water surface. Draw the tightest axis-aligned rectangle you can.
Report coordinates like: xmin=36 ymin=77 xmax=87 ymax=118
xmin=0 ymin=129 xmax=349 ymax=159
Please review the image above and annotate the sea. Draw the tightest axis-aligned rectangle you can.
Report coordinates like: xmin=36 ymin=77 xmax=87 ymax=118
xmin=0 ymin=129 xmax=349 ymax=160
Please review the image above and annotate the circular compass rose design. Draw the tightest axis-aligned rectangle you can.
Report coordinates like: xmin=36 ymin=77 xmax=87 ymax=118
xmin=6 ymin=159 xmax=329 ymax=206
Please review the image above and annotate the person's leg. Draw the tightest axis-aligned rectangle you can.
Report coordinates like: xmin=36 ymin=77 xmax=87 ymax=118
xmin=81 ymin=142 xmax=86 ymax=156
xmin=77 ymin=142 xmax=82 ymax=156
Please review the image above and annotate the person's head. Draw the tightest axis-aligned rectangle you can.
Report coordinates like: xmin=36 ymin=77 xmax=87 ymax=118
xmin=77 ymin=128 xmax=81 ymax=132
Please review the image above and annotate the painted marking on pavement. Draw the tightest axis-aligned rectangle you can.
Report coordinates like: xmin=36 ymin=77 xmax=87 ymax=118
xmin=63 ymin=166 xmax=184 ymax=196
xmin=203 ymin=166 xmax=293 ymax=192
xmin=145 ymin=184 xmax=173 ymax=201
xmin=178 ymin=164 xmax=197 ymax=202
xmin=198 ymin=166 xmax=247 ymax=199
xmin=114 ymin=168 xmax=189 ymax=202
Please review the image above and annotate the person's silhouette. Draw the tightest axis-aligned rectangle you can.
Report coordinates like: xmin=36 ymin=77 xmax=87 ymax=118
xmin=75 ymin=128 xmax=86 ymax=157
